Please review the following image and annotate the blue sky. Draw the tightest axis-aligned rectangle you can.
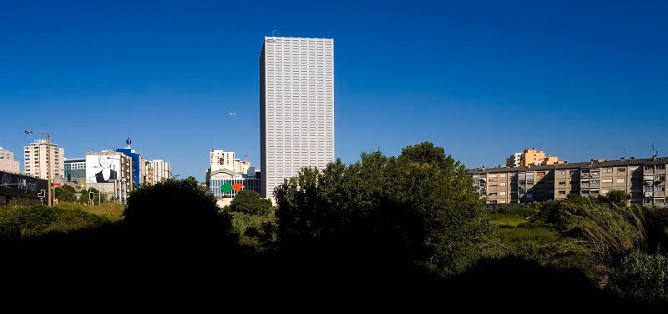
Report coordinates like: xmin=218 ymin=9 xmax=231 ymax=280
xmin=1 ymin=0 xmax=667 ymax=180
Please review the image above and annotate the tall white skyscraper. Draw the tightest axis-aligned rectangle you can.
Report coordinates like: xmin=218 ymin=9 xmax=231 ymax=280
xmin=260 ymin=36 xmax=334 ymax=197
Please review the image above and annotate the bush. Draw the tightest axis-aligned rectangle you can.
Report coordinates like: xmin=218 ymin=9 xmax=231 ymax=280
xmin=230 ymin=211 xmax=277 ymax=251
xmin=609 ymin=250 xmax=668 ymax=305
xmin=535 ymin=199 xmax=645 ymax=266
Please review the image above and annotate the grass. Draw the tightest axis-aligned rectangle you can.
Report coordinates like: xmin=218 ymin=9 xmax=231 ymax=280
xmin=0 ymin=202 xmax=124 ymax=240
xmin=498 ymin=227 xmax=559 ymax=245
xmin=492 ymin=215 xmax=528 ymax=228
xmin=53 ymin=202 xmax=125 ymax=222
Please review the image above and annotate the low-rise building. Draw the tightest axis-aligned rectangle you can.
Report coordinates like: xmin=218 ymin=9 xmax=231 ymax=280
xmin=0 ymin=147 xmax=20 ymax=173
xmin=64 ymin=158 xmax=86 ymax=186
xmin=206 ymin=149 xmax=261 ymax=207
xmin=470 ymin=156 xmax=667 ymax=207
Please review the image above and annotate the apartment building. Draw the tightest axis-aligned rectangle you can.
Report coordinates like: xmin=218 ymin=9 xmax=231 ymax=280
xmin=0 ymin=146 xmax=20 ymax=173
xmin=506 ymin=148 xmax=565 ymax=168
xmin=470 ymin=156 xmax=667 ymax=207
xmin=24 ymin=139 xmax=65 ymax=180
xmin=150 ymin=159 xmax=171 ymax=183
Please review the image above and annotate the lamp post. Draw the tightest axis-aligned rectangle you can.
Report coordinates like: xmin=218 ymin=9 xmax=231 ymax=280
xmin=25 ymin=130 xmax=52 ymax=207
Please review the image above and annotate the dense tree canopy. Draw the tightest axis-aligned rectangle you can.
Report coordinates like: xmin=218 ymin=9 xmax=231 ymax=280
xmin=229 ymin=190 xmax=272 ymax=215
xmin=274 ymin=141 xmax=496 ymax=275
xmin=123 ymin=177 xmax=234 ymax=245
xmin=54 ymin=185 xmax=77 ymax=202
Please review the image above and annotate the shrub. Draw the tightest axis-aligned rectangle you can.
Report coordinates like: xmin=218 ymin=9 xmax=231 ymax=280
xmin=609 ymin=250 xmax=668 ymax=305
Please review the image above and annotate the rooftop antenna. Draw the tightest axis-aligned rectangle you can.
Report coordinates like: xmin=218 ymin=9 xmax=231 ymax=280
xmin=272 ymin=29 xmax=278 ymax=37
xmin=650 ymin=143 xmax=657 ymax=156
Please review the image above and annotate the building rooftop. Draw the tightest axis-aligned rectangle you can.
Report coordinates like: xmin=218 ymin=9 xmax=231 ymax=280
xmin=469 ymin=156 xmax=668 ymax=174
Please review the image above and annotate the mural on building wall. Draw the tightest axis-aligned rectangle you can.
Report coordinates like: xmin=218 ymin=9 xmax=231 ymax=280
xmin=220 ymin=182 xmax=244 ymax=197
xmin=86 ymin=154 xmax=120 ymax=184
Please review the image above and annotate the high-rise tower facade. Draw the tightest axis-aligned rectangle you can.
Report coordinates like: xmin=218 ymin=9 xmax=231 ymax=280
xmin=260 ymin=36 xmax=334 ymax=197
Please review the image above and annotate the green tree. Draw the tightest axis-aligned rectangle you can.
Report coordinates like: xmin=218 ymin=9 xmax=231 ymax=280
xmin=123 ymin=177 xmax=236 ymax=245
xmin=229 ymin=190 xmax=272 ymax=215
xmin=54 ymin=185 xmax=77 ymax=202
xmin=598 ymin=190 xmax=629 ymax=206
xmin=275 ymin=142 xmax=496 ymax=275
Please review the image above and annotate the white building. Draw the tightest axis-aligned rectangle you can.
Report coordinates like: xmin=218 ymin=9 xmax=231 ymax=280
xmin=260 ymin=36 xmax=335 ymax=198
xmin=24 ymin=139 xmax=65 ymax=180
xmin=85 ymin=151 xmax=133 ymax=204
xmin=210 ymin=149 xmax=236 ymax=172
xmin=0 ymin=146 xmax=20 ymax=173
xmin=150 ymin=160 xmax=171 ymax=183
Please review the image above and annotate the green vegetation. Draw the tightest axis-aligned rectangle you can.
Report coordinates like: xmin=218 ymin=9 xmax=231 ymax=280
xmin=229 ymin=190 xmax=273 ymax=215
xmin=77 ymin=187 xmax=107 ymax=204
xmin=0 ymin=205 xmax=111 ymax=240
xmin=54 ymin=202 xmax=125 ymax=221
xmin=489 ymin=196 xmax=668 ymax=305
xmin=1 ymin=143 xmax=667 ymax=308
xmin=275 ymin=142 xmax=496 ymax=275
xmin=54 ymin=185 xmax=77 ymax=202
xmin=230 ymin=211 xmax=277 ymax=251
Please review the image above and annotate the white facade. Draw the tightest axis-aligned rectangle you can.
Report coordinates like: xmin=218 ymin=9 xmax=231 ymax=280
xmin=210 ymin=150 xmax=236 ymax=172
xmin=0 ymin=147 xmax=20 ymax=173
xmin=24 ymin=139 xmax=65 ymax=180
xmin=260 ymin=36 xmax=335 ymax=197
xmin=85 ymin=151 xmax=133 ymax=203
xmin=150 ymin=160 xmax=171 ymax=183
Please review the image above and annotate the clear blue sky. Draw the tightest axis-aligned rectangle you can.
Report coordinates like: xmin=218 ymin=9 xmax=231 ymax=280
xmin=1 ymin=0 xmax=667 ymax=181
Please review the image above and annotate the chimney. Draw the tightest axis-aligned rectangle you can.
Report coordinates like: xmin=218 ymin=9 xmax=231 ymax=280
xmin=630 ymin=156 xmax=635 ymax=160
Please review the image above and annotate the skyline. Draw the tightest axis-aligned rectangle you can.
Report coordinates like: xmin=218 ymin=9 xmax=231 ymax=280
xmin=2 ymin=1 xmax=668 ymax=181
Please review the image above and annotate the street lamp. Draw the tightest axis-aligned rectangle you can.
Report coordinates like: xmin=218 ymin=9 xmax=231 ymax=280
xmin=25 ymin=129 xmax=53 ymax=207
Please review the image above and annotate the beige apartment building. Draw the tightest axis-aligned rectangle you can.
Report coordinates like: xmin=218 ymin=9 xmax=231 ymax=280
xmin=471 ymin=156 xmax=667 ymax=207
xmin=23 ymin=139 xmax=65 ymax=180
xmin=506 ymin=148 xmax=565 ymax=168
xmin=0 ymin=147 xmax=20 ymax=173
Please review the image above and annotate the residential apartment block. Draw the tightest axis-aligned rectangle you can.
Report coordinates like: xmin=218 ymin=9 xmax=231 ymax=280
xmin=24 ymin=139 xmax=65 ymax=180
xmin=470 ymin=156 xmax=667 ymax=207
xmin=150 ymin=159 xmax=171 ymax=183
xmin=0 ymin=146 xmax=20 ymax=173
xmin=506 ymin=148 xmax=565 ymax=168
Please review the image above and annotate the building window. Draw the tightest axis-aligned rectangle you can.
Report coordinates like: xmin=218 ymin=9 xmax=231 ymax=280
xmin=618 ymin=168 xmax=626 ymax=172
